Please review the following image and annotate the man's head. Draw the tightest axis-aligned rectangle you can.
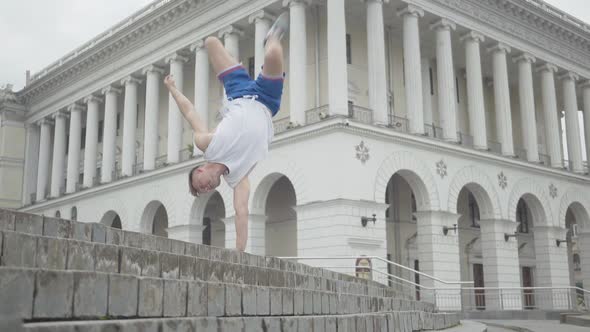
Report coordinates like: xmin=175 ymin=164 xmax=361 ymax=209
xmin=188 ymin=164 xmax=222 ymax=196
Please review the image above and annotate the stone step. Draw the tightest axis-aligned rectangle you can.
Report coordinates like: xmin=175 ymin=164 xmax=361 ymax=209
xmin=1 ymin=267 xmax=432 ymax=322
xmin=22 ymin=312 xmax=460 ymax=332
xmin=0 ymin=229 xmax=424 ymax=310
xmin=565 ymin=314 xmax=590 ymax=327
xmin=0 ymin=209 xmax=394 ymax=292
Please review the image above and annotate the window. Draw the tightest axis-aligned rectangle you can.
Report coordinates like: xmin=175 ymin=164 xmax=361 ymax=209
xmin=346 ymin=34 xmax=352 ymax=64
xmin=248 ymin=56 xmax=255 ymax=78
xmin=71 ymin=207 xmax=78 ymax=221
xmin=55 ymin=210 xmax=61 ymax=218
xmin=469 ymin=193 xmax=480 ymax=228
xmin=517 ymin=199 xmax=530 ymax=233
xmin=81 ymin=127 xmax=86 ymax=150
xmin=348 ymin=101 xmax=354 ymax=118
xmin=411 ymin=193 xmax=417 ymax=222
xmin=455 ymin=77 xmax=460 ymax=103
xmin=573 ymin=254 xmax=581 ymax=271
xmin=98 ymin=120 xmax=104 ymax=143
xmin=116 ymin=113 xmax=121 ymax=133
xmin=429 ymin=67 xmax=434 ymax=95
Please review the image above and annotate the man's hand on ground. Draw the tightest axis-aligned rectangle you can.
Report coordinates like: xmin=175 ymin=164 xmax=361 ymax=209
xmin=164 ymin=75 xmax=176 ymax=89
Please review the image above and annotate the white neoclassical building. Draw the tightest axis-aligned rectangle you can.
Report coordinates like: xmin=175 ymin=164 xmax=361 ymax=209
xmin=2 ymin=0 xmax=590 ymax=311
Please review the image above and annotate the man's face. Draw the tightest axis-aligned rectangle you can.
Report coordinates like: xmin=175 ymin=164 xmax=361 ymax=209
xmin=192 ymin=167 xmax=220 ymax=195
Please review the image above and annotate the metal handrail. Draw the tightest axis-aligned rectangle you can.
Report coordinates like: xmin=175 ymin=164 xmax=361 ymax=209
xmin=279 ymin=255 xmax=474 ymax=286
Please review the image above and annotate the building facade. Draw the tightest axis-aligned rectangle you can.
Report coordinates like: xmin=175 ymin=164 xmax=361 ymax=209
xmin=5 ymin=0 xmax=590 ymax=310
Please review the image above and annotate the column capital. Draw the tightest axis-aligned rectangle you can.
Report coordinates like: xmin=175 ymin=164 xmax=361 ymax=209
xmin=558 ymin=71 xmax=579 ymax=82
xmin=396 ymin=4 xmax=424 ymax=18
xmin=101 ymin=85 xmax=122 ymax=95
xmin=580 ymin=80 xmax=590 ymax=89
xmin=512 ymin=52 xmax=536 ymax=64
xmin=67 ymin=103 xmax=85 ymax=113
xmin=282 ymin=0 xmax=312 ymax=8
xmin=142 ymin=65 xmax=165 ymax=76
xmin=218 ymin=25 xmax=245 ymax=39
xmin=37 ymin=117 xmax=54 ymax=126
xmin=535 ymin=63 xmax=558 ymax=74
xmin=429 ymin=18 xmax=456 ymax=31
xmin=165 ymin=53 xmax=189 ymax=64
xmin=84 ymin=95 xmax=104 ymax=105
xmin=120 ymin=76 xmax=143 ymax=86
xmin=249 ymin=10 xmax=276 ymax=25
xmin=486 ymin=42 xmax=511 ymax=54
xmin=460 ymin=30 xmax=485 ymax=43
xmin=52 ymin=110 xmax=69 ymax=120
xmin=189 ymin=40 xmax=206 ymax=52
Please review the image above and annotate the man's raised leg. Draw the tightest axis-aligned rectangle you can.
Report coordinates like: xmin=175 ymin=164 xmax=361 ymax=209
xmin=262 ymin=38 xmax=284 ymax=78
xmin=204 ymin=36 xmax=239 ymax=75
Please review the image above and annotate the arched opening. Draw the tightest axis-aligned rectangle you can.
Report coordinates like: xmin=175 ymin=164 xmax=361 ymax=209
xmin=565 ymin=202 xmax=590 ymax=289
xmin=140 ymin=201 xmax=169 ymax=237
xmin=100 ymin=210 xmax=122 ymax=229
xmin=456 ymin=187 xmax=483 ymax=310
xmin=55 ymin=210 xmax=61 ymax=218
xmin=203 ymin=192 xmax=226 ymax=248
xmin=71 ymin=207 xmax=77 ymax=221
xmin=385 ymin=171 xmax=428 ymax=298
xmin=515 ymin=196 xmax=539 ymax=309
xmin=265 ymin=176 xmax=297 ymax=257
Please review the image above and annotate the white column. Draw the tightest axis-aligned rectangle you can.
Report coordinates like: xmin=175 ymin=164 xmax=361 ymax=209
xmin=480 ymin=220 xmax=522 ymax=310
xmin=415 ymin=211 xmax=461 ymax=311
xmin=327 ymin=0 xmax=349 ymax=116
xmin=66 ymin=103 xmax=83 ymax=193
xmin=514 ymin=53 xmax=539 ymax=162
xmin=142 ymin=65 xmax=164 ymax=171
xmin=249 ymin=10 xmax=274 ymax=77
xmin=560 ymin=72 xmax=583 ymax=173
xmin=191 ymin=41 xmax=209 ymax=155
xmin=101 ymin=86 xmax=122 ymax=183
xmin=536 ymin=64 xmax=563 ymax=168
xmin=166 ymin=53 xmax=189 ymax=164
xmin=50 ymin=111 xmax=68 ymax=198
xmin=461 ymin=31 xmax=487 ymax=150
xmin=582 ymin=81 xmax=590 ymax=165
xmin=397 ymin=5 xmax=424 ymax=134
xmin=285 ymin=0 xmax=308 ymax=125
xmin=364 ymin=0 xmax=389 ymax=125
xmin=22 ymin=123 xmax=40 ymax=205
xmin=36 ymin=119 xmax=52 ymax=201
xmin=488 ymin=43 xmax=514 ymax=156
xmin=83 ymin=95 xmax=102 ymax=188
xmin=430 ymin=19 xmax=458 ymax=142
xmin=121 ymin=76 xmax=142 ymax=176
xmin=534 ymin=226 xmax=570 ymax=310
xmin=219 ymin=25 xmax=244 ymax=61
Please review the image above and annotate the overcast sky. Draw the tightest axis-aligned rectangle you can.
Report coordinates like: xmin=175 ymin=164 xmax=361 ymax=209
xmin=0 ymin=0 xmax=589 ymax=91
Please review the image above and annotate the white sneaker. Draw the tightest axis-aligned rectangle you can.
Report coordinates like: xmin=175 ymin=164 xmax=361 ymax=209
xmin=264 ymin=12 xmax=289 ymax=47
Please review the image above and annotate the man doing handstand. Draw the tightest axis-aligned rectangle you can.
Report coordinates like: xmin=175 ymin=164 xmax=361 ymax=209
xmin=164 ymin=14 xmax=288 ymax=252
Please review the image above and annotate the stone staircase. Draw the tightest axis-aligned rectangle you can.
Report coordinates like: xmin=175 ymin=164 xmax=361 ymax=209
xmin=0 ymin=208 xmax=460 ymax=331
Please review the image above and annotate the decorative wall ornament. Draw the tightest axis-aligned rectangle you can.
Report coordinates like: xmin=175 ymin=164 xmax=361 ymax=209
xmin=355 ymin=141 xmax=370 ymax=164
xmin=436 ymin=159 xmax=447 ymax=179
xmin=498 ymin=172 xmax=508 ymax=190
xmin=549 ymin=183 xmax=558 ymax=199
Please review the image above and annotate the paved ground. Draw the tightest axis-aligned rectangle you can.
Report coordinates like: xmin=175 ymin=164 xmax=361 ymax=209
xmin=438 ymin=320 xmax=487 ymax=331
xmin=477 ymin=319 xmax=590 ymax=332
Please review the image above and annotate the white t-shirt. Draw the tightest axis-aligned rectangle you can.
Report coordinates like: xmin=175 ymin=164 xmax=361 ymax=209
xmin=204 ymin=98 xmax=274 ymax=188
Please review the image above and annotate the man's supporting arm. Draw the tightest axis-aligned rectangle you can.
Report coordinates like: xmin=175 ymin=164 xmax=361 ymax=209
xmin=233 ymin=176 xmax=250 ymax=252
xmin=164 ymin=75 xmax=212 ymax=151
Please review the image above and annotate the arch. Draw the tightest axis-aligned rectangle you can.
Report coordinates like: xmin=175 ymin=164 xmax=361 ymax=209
xmin=447 ymin=166 xmax=502 ymax=220
xmin=140 ymin=200 xmax=169 ymax=235
xmin=55 ymin=210 xmax=61 ymax=218
xmin=95 ymin=197 xmax=129 ymax=229
xmin=138 ymin=185 xmax=176 ymax=228
xmin=70 ymin=206 xmax=78 ymax=221
xmin=559 ymin=188 xmax=590 ymax=229
xmin=100 ymin=210 xmax=122 ymax=229
xmin=265 ymin=176 xmax=297 ymax=257
xmin=250 ymin=152 xmax=309 ymax=213
xmin=374 ymin=151 xmax=439 ymax=211
xmin=508 ymin=178 xmax=552 ymax=226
